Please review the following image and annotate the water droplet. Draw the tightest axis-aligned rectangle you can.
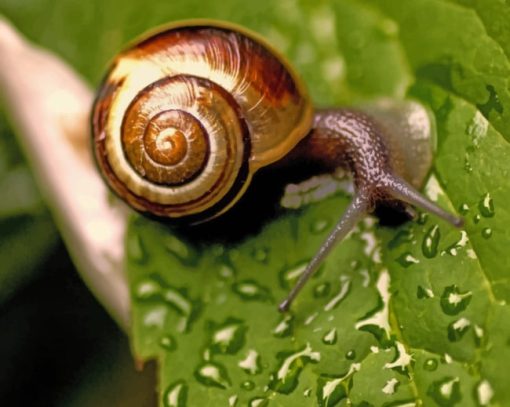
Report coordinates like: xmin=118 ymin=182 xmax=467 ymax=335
xmin=423 ymin=358 xmax=438 ymax=371
xmin=322 ymin=328 xmax=337 ymax=345
xmin=359 ymin=269 xmax=371 ymax=287
xmin=418 ymin=212 xmax=429 ymax=225
xmin=311 ymin=218 xmax=330 ymax=234
xmin=422 ymin=225 xmax=440 ymax=258
xmin=303 ymin=388 xmax=312 ymax=397
xmin=360 ymin=231 xmax=378 ymax=259
xmin=160 ymin=335 xmax=177 ymax=351
xmin=142 ymin=306 xmax=167 ymax=328
xmin=459 ymin=203 xmax=470 ymax=214
xmin=163 ymin=286 xmax=201 ymax=333
xmin=268 ymin=343 xmax=321 ymax=394
xmin=467 ymin=111 xmax=488 ymax=145
xmin=479 ymin=193 xmax=494 ymax=218
xmin=466 ymin=249 xmax=477 ymax=259
xmin=443 ymin=231 xmax=469 ymax=257
xmin=396 ymin=252 xmax=420 ymax=268
xmin=345 ymin=350 xmax=356 ymax=360
xmin=241 ymin=380 xmax=255 ymax=391
xmin=252 ymin=247 xmax=269 ymax=263
xmin=273 ymin=314 xmax=294 ymax=338
xmin=228 ymin=395 xmax=238 ymax=407
xmin=249 ymin=397 xmax=268 ymax=407
xmin=474 ymin=324 xmax=485 ymax=347
xmin=473 ymin=214 xmax=481 ymax=224
xmin=476 ymin=379 xmax=494 ymax=406
xmin=464 ymin=155 xmax=473 ymax=173
xmin=209 ymin=318 xmax=246 ymax=354
xmin=163 ymin=380 xmax=187 ymax=407
xmin=164 ymin=235 xmax=196 ymax=265
xmin=440 ymin=285 xmax=472 ymax=315
xmin=417 ymin=285 xmax=434 ymax=299
xmin=279 ymin=261 xmax=308 ymax=289
xmin=382 ymin=378 xmax=399 ymax=395
xmin=442 ymin=353 xmax=453 ymax=364
xmin=355 ymin=270 xmax=391 ymax=344
xmin=482 ymin=228 xmax=492 ymax=239
xmin=127 ymin=232 xmax=147 ymax=263
xmin=232 ymin=280 xmax=272 ymax=302
xmin=194 ymin=362 xmax=231 ymax=389
xmin=314 ymin=282 xmax=331 ymax=298
xmin=238 ymin=349 xmax=262 ymax=375
xmin=217 ymin=263 xmax=236 ymax=280
xmin=384 ymin=341 xmax=412 ymax=371
xmin=134 ymin=278 xmax=162 ymax=301
xmin=316 ymin=370 xmax=354 ymax=407
xmin=304 ymin=312 xmax=319 ymax=326
xmin=388 ymin=229 xmax=414 ymax=249
xmin=324 ymin=277 xmax=351 ymax=311
xmin=447 ymin=318 xmax=471 ymax=342
xmin=427 ymin=377 xmax=461 ymax=406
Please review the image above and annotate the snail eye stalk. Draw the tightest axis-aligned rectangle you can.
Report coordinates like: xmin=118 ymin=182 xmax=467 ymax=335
xmin=279 ymin=193 xmax=368 ymax=312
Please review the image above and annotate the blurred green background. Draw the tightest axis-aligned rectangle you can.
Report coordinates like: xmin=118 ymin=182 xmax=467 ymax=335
xmin=0 ymin=97 xmax=156 ymax=403
xmin=0 ymin=124 xmax=156 ymax=406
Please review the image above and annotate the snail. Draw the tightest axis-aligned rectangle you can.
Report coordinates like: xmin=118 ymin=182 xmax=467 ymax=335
xmin=92 ymin=20 xmax=463 ymax=312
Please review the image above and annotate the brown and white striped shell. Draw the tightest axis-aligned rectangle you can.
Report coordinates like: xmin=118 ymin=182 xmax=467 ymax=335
xmin=92 ymin=20 xmax=313 ymax=222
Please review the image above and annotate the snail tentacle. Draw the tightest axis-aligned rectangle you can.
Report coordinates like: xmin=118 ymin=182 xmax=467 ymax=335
xmin=279 ymin=192 xmax=369 ymax=312
xmin=381 ymin=175 xmax=463 ymax=228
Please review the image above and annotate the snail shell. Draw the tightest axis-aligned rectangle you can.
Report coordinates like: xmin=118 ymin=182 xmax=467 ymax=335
xmin=93 ymin=20 xmax=313 ymax=222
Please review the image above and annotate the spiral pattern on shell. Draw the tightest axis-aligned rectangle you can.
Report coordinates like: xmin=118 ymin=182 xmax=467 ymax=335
xmin=92 ymin=21 xmax=313 ymax=222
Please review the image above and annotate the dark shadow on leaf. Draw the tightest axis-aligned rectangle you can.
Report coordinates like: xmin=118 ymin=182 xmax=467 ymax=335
xmin=167 ymin=160 xmax=329 ymax=246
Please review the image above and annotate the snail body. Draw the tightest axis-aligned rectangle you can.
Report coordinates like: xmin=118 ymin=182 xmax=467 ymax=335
xmin=92 ymin=20 xmax=462 ymax=311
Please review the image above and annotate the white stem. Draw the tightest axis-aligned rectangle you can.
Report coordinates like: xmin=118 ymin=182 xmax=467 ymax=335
xmin=0 ymin=17 xmax=130 ymax=330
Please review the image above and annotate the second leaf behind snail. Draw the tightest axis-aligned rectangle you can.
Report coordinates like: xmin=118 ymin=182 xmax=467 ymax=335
xmin=92 ymin=20 xmax=463 ymax=312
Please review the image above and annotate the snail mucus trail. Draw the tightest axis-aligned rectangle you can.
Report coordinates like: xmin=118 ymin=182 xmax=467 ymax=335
xmin=92 ymin=21 xmax=463 ymax=313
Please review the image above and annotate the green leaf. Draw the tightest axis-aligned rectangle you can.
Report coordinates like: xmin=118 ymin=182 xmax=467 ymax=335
xmin=124 ymin=1 xmax=510 ymax=405
xmin=2 ymin=0 xmax=510 ymax=405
